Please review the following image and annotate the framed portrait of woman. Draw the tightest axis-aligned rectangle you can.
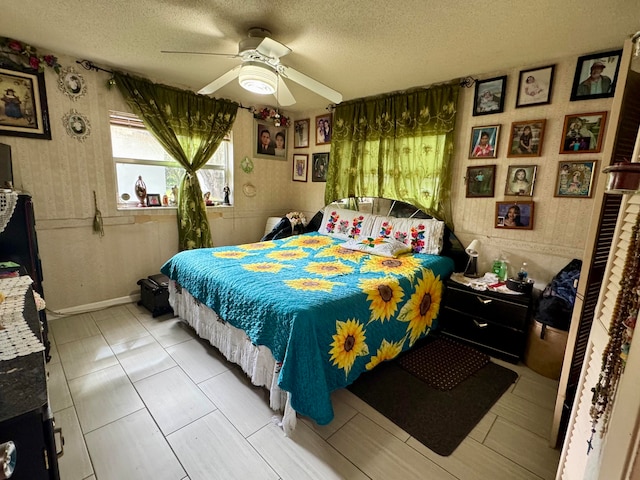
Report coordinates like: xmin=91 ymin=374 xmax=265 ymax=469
xmin=294 ymin=118 xmax=310 ymax=148
xmin=507 ymin=120 xmax=546 ymax=157
xmin=495 ymin=201 xmax=534 ymax=230
xmin=504 ymin=165 xmax=537 ymax=197
xmin=469 ymin=125 xmax=500 ymax=159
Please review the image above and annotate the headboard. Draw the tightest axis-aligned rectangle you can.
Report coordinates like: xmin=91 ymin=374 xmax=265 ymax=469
xmin=306 ymin=197 xmax=466 ymax=272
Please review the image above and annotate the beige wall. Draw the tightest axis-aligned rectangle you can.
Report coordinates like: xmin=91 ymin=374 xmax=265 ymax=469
xmin=452 ymin=54 xmax=613 ymax=286
xmin=0 ymin=47 xmax=616 ymax=311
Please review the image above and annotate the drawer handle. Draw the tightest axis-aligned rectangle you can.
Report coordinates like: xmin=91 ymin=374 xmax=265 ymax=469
xmin=54 ymin=427 xmax=64 ymax=458
xmin=476 ymin=296 xmax=492 ymax=305
xmin=473 ymin=319 xmax=489 ymax=328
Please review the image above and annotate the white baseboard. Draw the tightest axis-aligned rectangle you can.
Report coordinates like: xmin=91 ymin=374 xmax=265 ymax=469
xmin=47 ymin=294 xmax=141 ymax=320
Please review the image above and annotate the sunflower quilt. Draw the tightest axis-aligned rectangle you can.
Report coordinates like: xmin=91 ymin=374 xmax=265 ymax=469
xmin=161 ymin=232 xmax=454 ymax=425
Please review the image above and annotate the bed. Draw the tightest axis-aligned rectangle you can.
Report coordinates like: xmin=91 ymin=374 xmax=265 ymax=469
xmin=161 ymin=198 xmax=465 ymax=433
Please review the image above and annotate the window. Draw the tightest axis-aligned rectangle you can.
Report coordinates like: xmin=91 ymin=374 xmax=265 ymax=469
xmin=110 ymin=111 xmax=232 ymax=207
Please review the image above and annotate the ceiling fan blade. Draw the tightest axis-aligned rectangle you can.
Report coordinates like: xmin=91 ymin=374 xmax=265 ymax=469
xmin=198 ymin=65 xmax=242 ymax=95
xmin=279 ymin=65 xmax=342 ymax=104
xmin=256 ymin=37 xmax=291 ymax=59
xmin=274 ymin=78 xmax=296 ymax=106
xmin=161 ymin=50 xmax=239 ymax=59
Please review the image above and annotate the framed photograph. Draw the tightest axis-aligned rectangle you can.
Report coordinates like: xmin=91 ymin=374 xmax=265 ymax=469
xmin=57 ymin=67 xmax=87 ymax=101
xmin=294 ymin=118 xmax=310 ymax=148
xmin=315 ymin=113 xmax=332 ymax=145
xmin=0 ymin=65 xmax=51 ymax=139
xmin=570 ymin=50 xmax=622 ymax=101
xmin=555 ymin=161 xmax=597 ymax=198
xmin=466 ymin=165 xmax=496 ymax=198
xmin=473 ymin=75 xmax=506 ymax=116
xmin=255 ymin=120 xmax=288 ymax=159
xmin=559 ymin=111 xmax=607 ymax=154
xmin=507 ymin=120 xmax=546 ymax=157
xmin=62 ymin=109 xmax=91 ymax=142
xmin=292 ymin=154 xmax=308 ymax=182
xmin=312 ymin=152 xmax=329 ymax=182
xmin=469 ymin=125 xmax=500 ymax=159
xmin=146 ymin=194 xmax=162 ymax=207
xmin=495 ymin=201 xmax=534 ymax=230
xmin=504 ymin=165 xmax=537 ymax=197
xmin=516 ymin=65 xmax=555 ymax=108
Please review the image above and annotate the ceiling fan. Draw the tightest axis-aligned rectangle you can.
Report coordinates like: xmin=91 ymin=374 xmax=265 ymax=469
xmin=162 ymin=27 xmax=343 ymax=106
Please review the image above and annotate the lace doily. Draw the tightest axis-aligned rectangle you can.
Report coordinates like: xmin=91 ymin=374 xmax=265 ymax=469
xmin=0 ymin=191 xmax=18 ymax=234
xmin=0 ymin=276 xmax=44 ymax=361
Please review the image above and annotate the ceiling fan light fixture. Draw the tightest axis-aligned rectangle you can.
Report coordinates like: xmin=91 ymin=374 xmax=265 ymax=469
xmin=238 ymin=62 xmax=277 ymax=95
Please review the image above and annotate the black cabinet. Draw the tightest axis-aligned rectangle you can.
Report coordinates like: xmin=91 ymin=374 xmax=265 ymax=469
xmin=0 ymin=286 xmax=60 ymax=479
xmin=438 ymin=280 xmax=533 ymax=363
xmin=0 ymin=192 xmax=50 ymax=360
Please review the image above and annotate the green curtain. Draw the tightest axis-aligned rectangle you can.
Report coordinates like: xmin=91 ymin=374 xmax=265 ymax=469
xmin=325 ymin=83 xmax=459 ymax=226
xmin=113 ymin=72 xmax=238 ymax=250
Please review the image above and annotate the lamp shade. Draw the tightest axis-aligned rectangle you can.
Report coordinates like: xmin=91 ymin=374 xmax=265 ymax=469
xmin=238 ymin=62 xmax=277 ymax=95
xmin=465 ymin=239 xmax=480 ymax=257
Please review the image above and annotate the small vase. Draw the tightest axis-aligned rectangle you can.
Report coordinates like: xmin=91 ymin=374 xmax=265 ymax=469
xmin=134 ymin=175 xmax=147 ymax=207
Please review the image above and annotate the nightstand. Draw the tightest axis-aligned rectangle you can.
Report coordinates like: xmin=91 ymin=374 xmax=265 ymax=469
xmin=438 ymin=279 xmax=533 ymax=363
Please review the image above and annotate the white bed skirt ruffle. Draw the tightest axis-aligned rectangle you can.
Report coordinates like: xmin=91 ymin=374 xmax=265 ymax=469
xmin=168 ymin=281 xmax=298 ymax=434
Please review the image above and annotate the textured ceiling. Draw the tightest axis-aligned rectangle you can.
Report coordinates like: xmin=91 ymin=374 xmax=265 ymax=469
xmin=1 ymin=0 xmax=638 ymax=113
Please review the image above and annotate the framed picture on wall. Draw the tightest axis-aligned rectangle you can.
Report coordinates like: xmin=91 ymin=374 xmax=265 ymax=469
xmin=465 ymin=165 xmax=496 ymax=198
xmin=516 ymin=65 xmax=554 ymax=108
xmin=554 ymin=161 xmax=597 ymax=198
xmin=570 ymin=49 xmax=622 ymax=101
xmin=294 ymin=118 xmax=310 ymax=148
xmin=507 ymin=120 xmax=546 ymax=157
xmin=292 ymin=154 xmax=308 ymax=182
xmin=504 ymin=165 xmax=537 ymax=197
xmin=0 ymin=65 xmax=51 ymax=139
xmin=254 ymin=120 xmax=288 ymax=159
xmin=469 ymin=125 xmax=500 ymax=159
xmin=312 ymin=152 xmax=329 ymax=182
xmin=473 ymin=76 xmax=506 ymax=116
xmin=315 ymin=113 xmax=332 ymax=145
xmin=559 ymin=111 xmax=607 ymax=154
xmin=495 ymin=201 xmax=534 ymax=230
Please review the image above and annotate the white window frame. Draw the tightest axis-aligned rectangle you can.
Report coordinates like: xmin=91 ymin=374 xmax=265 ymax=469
xmin=110 ymin=111 xmax=232 ymax=208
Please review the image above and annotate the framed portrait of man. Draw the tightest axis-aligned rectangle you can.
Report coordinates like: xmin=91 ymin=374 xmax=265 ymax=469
xmin=570 ymin=50 xmax=622 ymax=101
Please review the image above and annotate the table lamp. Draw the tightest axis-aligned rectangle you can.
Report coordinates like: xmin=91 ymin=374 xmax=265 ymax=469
xmin=464 ymin=239 xmax=480 ymax=278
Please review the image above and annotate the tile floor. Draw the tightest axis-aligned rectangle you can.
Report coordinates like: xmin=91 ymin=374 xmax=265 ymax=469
xmin=47 ymin=303 xmax=562 ymax=480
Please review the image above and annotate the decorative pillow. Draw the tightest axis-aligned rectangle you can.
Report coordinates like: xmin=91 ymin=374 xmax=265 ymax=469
xmin=318 ymin=206 xmax=376 ymax=240
xmin=371 ymin=216 xmax=445 ymax=254
xmin=341 ymin=237 xmax=412 ymax=258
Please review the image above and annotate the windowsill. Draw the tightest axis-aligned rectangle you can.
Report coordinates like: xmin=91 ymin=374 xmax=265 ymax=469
xmin=116 ymin=204 xmax=234 ymax=212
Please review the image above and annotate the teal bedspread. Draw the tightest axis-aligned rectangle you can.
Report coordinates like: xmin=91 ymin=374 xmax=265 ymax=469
xmin=161 ymin=232 xmax=454 ymax=425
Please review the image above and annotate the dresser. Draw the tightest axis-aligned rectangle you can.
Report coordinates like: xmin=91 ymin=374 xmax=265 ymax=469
xmin=0 ymin=282 xmax=61 ymax=479
xmin=438 ymin=279 xmax=533 ymax=363
xmin=0 ymin=192 xmax=50 ymax=361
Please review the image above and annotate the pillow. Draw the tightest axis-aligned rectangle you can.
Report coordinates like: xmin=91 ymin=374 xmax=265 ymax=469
xmin=318 ymin=207 xmax=376 ymax=240
xmin=371 ymin=215 xmax=445 ymax=254
xmin=341 ymin=237 xmax=412 ymax=258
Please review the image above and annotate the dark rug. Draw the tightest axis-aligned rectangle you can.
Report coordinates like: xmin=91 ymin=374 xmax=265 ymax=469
xmin=397 ymin=336 xmax=490 ymax=391
xmin=347 ymin=342 xmax=518 ymax=456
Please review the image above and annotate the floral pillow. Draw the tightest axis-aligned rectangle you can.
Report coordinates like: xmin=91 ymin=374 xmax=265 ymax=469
xmin=318 ymin=207 xmax=375 ymax=240
xmin=341 ymin=237 xmax=412 ymax=258
xmin=371 ymin=216 xmax=445 ymax=254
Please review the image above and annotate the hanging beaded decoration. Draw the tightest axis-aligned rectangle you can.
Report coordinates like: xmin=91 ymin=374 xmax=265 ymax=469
xmin=588 ymin=207 xmax=640 ymax=452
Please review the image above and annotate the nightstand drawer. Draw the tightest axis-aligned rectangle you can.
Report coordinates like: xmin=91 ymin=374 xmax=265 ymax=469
xmin=444 ymin=287 xmax=529 ymax=330
xmin=440 ymin=309 xmax=526 ymax=362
